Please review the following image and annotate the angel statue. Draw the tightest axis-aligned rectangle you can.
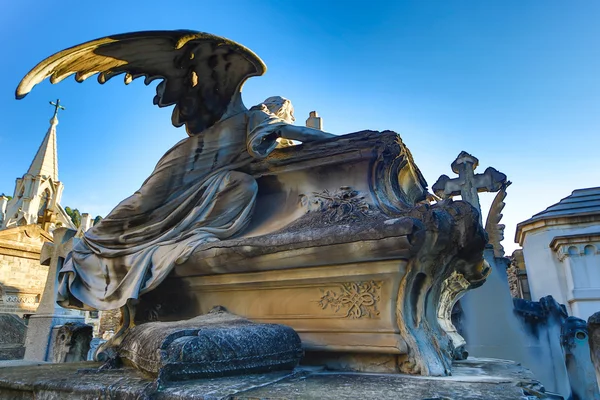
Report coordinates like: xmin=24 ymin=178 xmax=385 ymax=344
xmin=16 ymin=30 xmax=335 ymax=317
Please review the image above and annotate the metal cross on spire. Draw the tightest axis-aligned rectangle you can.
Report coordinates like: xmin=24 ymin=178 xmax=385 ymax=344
xmin=49 ymin=99 xmax=65 ymax=118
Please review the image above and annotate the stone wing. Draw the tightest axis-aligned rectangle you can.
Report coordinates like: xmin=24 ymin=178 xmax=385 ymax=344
xmin=16 ymin=30 xmax=266 ymax=135
xmin=484 ymin=181 xmax=511 ymax=257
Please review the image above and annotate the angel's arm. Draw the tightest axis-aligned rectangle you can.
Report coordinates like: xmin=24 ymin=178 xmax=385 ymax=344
xmin=277 ymin=124 xmax=335 ymax=142
xmin=247 ymin=109 xmax=335 ymax=158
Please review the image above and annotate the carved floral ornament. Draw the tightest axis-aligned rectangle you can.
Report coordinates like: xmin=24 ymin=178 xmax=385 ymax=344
xmin=3 ymin=295 xmax=39 ymax=304
xmin=318 ymin=281 xmax=382 ymax=319
xmin=300 ymin=187 xmax=374 ymax=223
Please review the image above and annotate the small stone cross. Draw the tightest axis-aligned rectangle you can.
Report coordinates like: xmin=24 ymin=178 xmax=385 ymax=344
xmin=432 ymin=151 xmax=507 ymax=223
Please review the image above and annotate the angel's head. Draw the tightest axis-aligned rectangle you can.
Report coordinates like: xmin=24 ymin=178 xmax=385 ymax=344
xmin=262 ymin=96 xmax=295 ymax=124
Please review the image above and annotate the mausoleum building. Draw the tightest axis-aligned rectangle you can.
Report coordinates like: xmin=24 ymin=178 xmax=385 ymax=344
xmin=515 ymin=187 xmax=600 ymax=319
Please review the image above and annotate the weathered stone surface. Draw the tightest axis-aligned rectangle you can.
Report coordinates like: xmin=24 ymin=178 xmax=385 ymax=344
xmin=117 ymin=311 xmax=302 ymax=381
xmin=16 ymin=28 xmax=488 ymax=381
xmin=130 ymin=131 xmax=488 ymax=378
xmin=432 ymin=151 xmax=507 ymax=224
xmin=589 ymin=311 xmax=600 ymax=389
xmin=0 ymin=358 xmax=552 ymax=399
xmin=0 ymin=225 xmax=52 ymax=316
xmin=87 ymin=338 xmax=105 ymax=361
xmin=0 ymin=314 xmax=26 ymax=360
xmin=98 ymin=309 xmax=120 ymax=338
xmin=23 ymin=228 xmax=85 ymax=362
xmin=513 ymin=295 xmax=571 ymax=397
xmin=561 ymin=316 xmax=600 ymax=399
xmin=49 ymin=322 xmax=92 ymax=363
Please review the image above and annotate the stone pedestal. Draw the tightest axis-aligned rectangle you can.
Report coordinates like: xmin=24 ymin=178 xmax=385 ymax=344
xmin=23 ymin=228 xmax=85 ymax=361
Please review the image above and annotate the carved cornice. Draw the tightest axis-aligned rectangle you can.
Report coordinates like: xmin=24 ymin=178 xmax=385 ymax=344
xmin=0 ymin=225 xmax=52 ymax=259
xmin=550 ymin=232 xmax=600 ymax=261
xmin=0 ymin=246 xmax=41 ymax=260
xmin=515 ymin=214 xmax=600 ymax=246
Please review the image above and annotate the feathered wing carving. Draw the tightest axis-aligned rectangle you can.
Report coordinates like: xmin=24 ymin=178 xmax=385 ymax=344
xmin=16 ymin=30 xmax=266 ymax=135
xmin=484 ymin=181 xmax=512 ymax=258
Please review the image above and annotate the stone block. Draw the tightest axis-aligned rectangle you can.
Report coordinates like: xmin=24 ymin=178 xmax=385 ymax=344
xmin=0 ymin=314 xmax=26 ymax=360
xmin=0 ymin=358 xmax=554 ymax=399
xmin=118 ymin=310 xmax=302 ymax=382
xmin=49 ymin=322 xmax=92 ymax=363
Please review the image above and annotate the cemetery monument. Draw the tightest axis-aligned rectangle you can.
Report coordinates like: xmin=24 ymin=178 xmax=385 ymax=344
xmin=0 ymin=30 xmax=554 ymax=398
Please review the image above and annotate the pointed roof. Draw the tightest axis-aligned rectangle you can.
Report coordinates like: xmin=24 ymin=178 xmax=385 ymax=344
xmin=26 ymin=108 xmax=60 ymax=181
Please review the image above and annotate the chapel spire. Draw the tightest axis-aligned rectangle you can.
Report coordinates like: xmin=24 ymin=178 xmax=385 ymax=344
xmin=26 ymin=99 xmax=64 ymax=181
xmin=0 ymin=99 xmax=74 ymax=231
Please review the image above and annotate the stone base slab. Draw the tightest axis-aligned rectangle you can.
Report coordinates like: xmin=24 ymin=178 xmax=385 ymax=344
xmin=0 ymin=358 xmax=551 ymax=399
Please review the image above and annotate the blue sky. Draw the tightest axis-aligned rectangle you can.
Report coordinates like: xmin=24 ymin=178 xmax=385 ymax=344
xmin=1 ymin=1 xmax=598 ymax=253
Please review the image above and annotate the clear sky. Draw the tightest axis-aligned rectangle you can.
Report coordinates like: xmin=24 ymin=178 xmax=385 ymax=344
xmin=1 ymin=1 xmax=598 ymax=253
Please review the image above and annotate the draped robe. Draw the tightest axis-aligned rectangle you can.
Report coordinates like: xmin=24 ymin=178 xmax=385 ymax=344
xmin=57 ymin=107 xmax=288 ymax=311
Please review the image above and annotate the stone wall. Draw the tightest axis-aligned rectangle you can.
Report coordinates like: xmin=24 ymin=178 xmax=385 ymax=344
xmin=98 ymin=309 xmax=121 ymax=338
xmin=0 ymin=225 xmax=52 ymax=317
xmin=506 ymin=263 xmax=521 ymax=299
xmin=0 ymin=313 xmax=27 ymax=360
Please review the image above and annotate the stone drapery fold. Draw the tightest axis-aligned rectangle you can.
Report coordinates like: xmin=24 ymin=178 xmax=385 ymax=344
xmin=58 ymin=109 xmax=289 ymax=311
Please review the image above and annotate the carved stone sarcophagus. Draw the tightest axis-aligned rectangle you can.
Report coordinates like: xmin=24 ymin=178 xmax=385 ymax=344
xmin=137 ymin=131 xmax=488 ymax=376
xmin=16 ymin=28 xmax=488 ymax=378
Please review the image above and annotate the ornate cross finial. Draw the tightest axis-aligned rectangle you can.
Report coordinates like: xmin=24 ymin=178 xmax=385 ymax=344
xmin=432 ymin=151 xmax=507 ymax=224
xmin=49 ymin=99 xmax=65 ymax=118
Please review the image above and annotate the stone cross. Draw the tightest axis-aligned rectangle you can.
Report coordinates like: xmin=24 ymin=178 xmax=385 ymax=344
xmin=37 ymin=228 xmax=77 ymax=314
xmin=432 ymin=151 xmax=507 ymax=223
xmin=49 ymin=99 xmax=65 ymax=118
xmin=24 ymin=228 xmax=85 ymax=361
